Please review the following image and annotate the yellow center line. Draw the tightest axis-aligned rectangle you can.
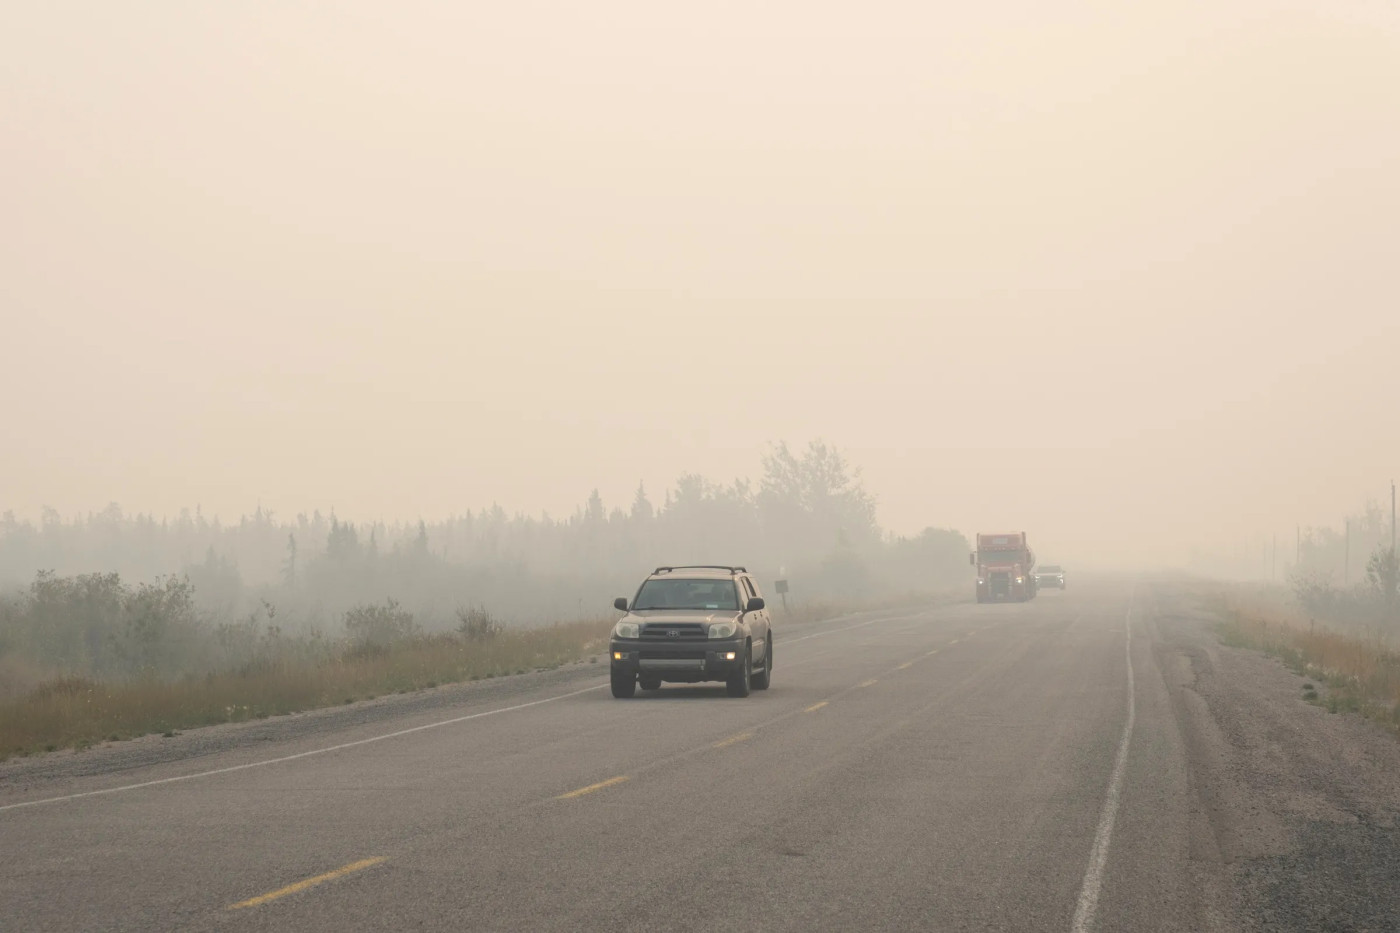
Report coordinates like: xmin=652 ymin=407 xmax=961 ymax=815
xmin=858 ymin=678 xmax=878 ymax=688
xmin=949 ymin=638 xmax=961 ymax=645
xmin=896 ymin=661 xmax=913 ymax=670
xmin=556 ymin=775 xmax=630 ymax=799
xmin=228 ymin=857 xmax=386 ymax=910
xmin=713 ymin=731 xmax=755 ymax=748
xmin=925 ymin=649 xmax=939 ymax=657
xmin=804 ymin=701 xmax=828 ymax=713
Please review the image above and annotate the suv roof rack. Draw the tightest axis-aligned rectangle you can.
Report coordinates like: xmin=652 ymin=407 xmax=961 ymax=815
xmin=652 ymin=565 xmax=747 ymax=575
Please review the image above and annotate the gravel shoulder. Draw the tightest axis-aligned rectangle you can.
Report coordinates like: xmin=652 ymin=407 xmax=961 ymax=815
xmin=1150 ymin=583 xmax=1400 ymax=932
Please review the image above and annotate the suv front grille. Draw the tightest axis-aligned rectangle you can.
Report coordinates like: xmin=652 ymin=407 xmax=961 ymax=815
xmin=640 ymin=649 xmax=707 ymax=660
xmin=641 ymin=623 xmax=707 ymax=640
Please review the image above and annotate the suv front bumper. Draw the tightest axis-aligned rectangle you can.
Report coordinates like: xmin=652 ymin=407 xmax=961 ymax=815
xmin=610 ymin=638 xmax=745 ymax=682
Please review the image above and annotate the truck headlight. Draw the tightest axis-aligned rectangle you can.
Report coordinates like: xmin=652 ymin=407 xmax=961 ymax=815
xmin=1015 ymin=576 xmax=1024 ymax=584
xmin=613 ymin=620 xmax=640 ymax=639
xmin=708 ymin=620 xmax=739 ymax=639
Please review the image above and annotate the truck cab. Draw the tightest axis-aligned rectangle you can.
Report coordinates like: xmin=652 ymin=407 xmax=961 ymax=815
xmin=971 ymin=532 xmax=1037 ymax=603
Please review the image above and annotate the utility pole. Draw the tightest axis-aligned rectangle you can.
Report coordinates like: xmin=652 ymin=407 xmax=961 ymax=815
xmin=1345 ymin=518 xmax=1351 ymax=585
xmin=1272 ymin=533 xmax=1277 ymax=581
xmin=1392 ymin=479 xmax=1396 ymax=557
xmin=1296 ymin=524 xmax=1301 ymax=568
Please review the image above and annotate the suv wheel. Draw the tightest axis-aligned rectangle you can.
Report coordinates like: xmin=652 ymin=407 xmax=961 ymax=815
xmin=751 ymin=637 xmax=772 ymax=691
xmin=610 ymin=670 xmax=636 ymax=699
xmin=639 ymin=675 xmax=662 ymax=691
xmin=726 ymin=646 xmax=752 ymax=698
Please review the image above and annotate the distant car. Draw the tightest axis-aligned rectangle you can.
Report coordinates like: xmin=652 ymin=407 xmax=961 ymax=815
xmin=609 ymin=565 xmax=773 ymax=698
xmin=1034 ymin=565 xmax=1066 ymax=590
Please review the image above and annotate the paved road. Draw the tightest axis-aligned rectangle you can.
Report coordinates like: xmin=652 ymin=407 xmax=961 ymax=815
xmin=3 ymin=579 xmax=1382 ymax=931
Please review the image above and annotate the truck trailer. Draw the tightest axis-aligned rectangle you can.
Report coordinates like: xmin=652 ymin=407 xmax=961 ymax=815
xmin=970 ymin=532 xmax=1036 ymax=602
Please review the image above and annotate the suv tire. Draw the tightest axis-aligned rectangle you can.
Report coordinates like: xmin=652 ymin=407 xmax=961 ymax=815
xmin=751 ymin=638 xmax=772 ymax=691
xmin=726 ymin=646 xmax=752 ymax=698
xmin=639 ymin=675 xmax=662 ymax=691
xmin=611 ymin=670 xmax=636 ymax=699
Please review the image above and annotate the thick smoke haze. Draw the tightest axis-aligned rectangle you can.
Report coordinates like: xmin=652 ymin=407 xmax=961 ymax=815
xmin=4 ymin=2 xmax=1397 ymax=571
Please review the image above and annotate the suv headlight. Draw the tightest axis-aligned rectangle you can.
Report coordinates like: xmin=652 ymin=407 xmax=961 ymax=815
xmin=613 ymin=620 xmax=641 ymax=639
xmin=708 ymin=620 xmax=739 ymax=639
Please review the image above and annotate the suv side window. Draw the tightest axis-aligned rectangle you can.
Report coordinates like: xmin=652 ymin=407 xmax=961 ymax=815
xmin=741 ymin=576 xmax=760 ymax=600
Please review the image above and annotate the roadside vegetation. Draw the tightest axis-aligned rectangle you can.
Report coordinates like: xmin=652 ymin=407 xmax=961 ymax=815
xmin=0 ymin=441 xmax=971 ymax=631
xmin=1215 ymin=547 xmax=1400 ymax=731
xmin=0 ymin=441 xmax=975 ymax=760
xmin=0 ymin=442 xmax=975 ymax=760
xmin=0 ymin=584 xmax=614 ymax=760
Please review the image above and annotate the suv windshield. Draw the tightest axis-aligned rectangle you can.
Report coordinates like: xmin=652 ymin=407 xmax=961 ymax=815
xmin=633 ymin=578 xmax=740 ymax=611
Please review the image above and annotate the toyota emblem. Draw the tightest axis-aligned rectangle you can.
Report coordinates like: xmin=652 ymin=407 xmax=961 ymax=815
xmin=667 ymin=629 xmax=680 ymax=637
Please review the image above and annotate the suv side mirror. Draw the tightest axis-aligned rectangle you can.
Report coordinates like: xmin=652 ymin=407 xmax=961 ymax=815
xmin=746 ymin=596 xmax=765 ymax=612
xmin=613 ymin=597 xmax=629 ymax=612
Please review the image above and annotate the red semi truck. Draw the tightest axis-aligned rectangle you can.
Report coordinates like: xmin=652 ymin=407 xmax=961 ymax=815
xmin=970 ymin=532 xmax=1037 ymax=602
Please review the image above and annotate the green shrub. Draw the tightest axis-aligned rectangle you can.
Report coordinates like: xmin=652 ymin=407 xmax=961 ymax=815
xmin=343 ymin=599 xmax=417 ymax=648
xmin=456 ymin=605 xmax=501 ymax=642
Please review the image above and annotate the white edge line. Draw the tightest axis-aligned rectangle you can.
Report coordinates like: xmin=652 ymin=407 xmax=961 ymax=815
xmin=0 ymin=683 xmax=606 ymax=813
xmin=783 ymin=618 xmax=879 ymax=645
xmin=781 ymin=602 xmax=949 ymax=646
xmin=1070 ymin=598 xmax=1136 ymax=933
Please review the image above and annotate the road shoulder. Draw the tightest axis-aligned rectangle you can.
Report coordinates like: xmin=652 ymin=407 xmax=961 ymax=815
xmin=1153 ymin=584 xmax=1400 ymax=932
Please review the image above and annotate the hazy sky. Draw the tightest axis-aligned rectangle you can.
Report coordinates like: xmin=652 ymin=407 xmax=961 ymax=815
xmin=4 ymin=2 xmax=1398 ymax=567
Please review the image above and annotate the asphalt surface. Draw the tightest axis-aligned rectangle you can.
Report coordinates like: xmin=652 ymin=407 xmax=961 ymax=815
xmin=3 ymin=579 xmax=1398 ymax=932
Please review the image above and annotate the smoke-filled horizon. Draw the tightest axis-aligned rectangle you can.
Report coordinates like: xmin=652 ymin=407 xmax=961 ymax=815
xmin=2 ymin=462 xmax=1391 ymax=585
xmin=0 ymin=442 xmax=981 ymax=641
xmin=4 ymin=2 xmax=1398 ymax=572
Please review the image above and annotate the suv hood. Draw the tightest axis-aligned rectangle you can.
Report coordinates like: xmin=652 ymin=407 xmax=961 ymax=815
xmin=623 ymin=609 xmax=742 ymax=626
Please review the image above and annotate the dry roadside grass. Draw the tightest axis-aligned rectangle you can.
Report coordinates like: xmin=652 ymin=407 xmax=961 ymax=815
xmin=0 ymin=619 xmax=613 ymax=761
xmin=1216 ymin=590 xmax=1400 ymax=729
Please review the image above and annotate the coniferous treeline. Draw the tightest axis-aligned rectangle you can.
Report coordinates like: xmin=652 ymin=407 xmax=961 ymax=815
xmin=1 ymin=442 xmax=972 ymax=632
